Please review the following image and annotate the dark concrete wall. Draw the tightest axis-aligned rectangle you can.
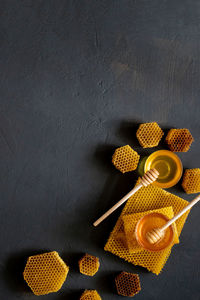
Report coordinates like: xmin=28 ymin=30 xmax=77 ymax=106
xmin=0 ymin=1 xmax=199 ymax=299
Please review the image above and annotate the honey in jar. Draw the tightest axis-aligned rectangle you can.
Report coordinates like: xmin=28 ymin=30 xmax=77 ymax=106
xmin=135 ymin=212 xmax=175 ymax=252
xmin=144 ymin=150 xmax=183 ymax=188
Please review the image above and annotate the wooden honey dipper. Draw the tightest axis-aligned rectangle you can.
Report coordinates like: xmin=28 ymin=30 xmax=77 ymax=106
xmin=146 ymin=193 xmax=200 ymax=244
xmin=93 ymin=168 xmax=159 ymax=227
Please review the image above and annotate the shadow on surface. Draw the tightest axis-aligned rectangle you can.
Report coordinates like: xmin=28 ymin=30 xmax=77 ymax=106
xmin=2 ymin=248 xmax=50 ymax=294
xmin=56 ymin=290 xmax=83 ymax=300
xmin=117 ymin=120 xmax=141 ymax=148
xmin=93 ymin=144 xmax=117 ymax=173
xmin=91 ymin=125 xmax=144 ymax=248
xmin=61 ymin=252 xmax=82 ymax=274
xmin=96 ymin=271 xmax=118 ymax=294
xmin=90 ymin=171 xmax=138 ymax=248
xmin=157 ymin=125 xmax=172 ymax=150
xmin=104 ymin=252 xmax=149 ymax=275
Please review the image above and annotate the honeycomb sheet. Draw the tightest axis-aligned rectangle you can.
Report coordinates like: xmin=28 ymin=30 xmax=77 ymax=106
xmin=104 ymin=183 xmax=189 ymax=275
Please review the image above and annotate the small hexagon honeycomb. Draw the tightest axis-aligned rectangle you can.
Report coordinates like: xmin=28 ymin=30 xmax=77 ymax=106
xmin=79 ymin=254 xmax=100 ymax=276
xmin=115 ymin=272 xmax=141 ymax=297
xmin=182 ymin=168 xmax=200 ymax=194
xmin=80 ymin=290 xmax=102 ymax=300
xmin=112 ymin=145 xmax=140 ymax=173
xmin=165 ymin=128 xmax=194 ymax=152
xmin=136 ymin=122 xmax=164 ymax=148
xmin=23 ymin=251 xmax=69 ymax=296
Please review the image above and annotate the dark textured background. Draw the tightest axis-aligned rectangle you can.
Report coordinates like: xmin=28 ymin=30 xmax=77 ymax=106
xmin=0 ymin=1 xmax=200 ymax=299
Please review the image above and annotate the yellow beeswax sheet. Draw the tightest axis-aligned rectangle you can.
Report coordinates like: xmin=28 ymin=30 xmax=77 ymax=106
xmin=104 ymin=183 xmax=189 ymax=275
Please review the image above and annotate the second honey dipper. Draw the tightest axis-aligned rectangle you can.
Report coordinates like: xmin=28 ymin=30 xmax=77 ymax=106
xmin=146 ymin=193 xmax=200 ymax=244
xmin=93 ymin=169 xmax=159 ymax=227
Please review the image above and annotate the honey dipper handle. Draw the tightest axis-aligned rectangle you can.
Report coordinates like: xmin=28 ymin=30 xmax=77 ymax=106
xmin=161 ymin=194 xmax=200 ymax=232
xmin=93 ymin=183 xmax=143 ymax=227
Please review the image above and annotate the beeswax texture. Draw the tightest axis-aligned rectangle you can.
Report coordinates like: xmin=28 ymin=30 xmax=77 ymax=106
xmin=136 ymin=122 xmax=164 ymax=148
xmin=104 ymin=183 xmax=189 ymax=275
xmin=115 ymin=272 xmax=141 ymax=297
xmin=112 ymin=145 xmax=140 ymax=173
xmin=182 ymin=168 xmax=200 ymax=194
xmin=79 ymin=254 xmax=100 ymax=276
xmin=165 ymin=129 xmax=194 ymax=152
xmin=23 ymin=251 xmax=69 ymax=296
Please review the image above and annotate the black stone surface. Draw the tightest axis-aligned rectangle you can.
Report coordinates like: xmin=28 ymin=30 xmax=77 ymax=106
xmin=0 ymin=1 xmax=200 ymax=299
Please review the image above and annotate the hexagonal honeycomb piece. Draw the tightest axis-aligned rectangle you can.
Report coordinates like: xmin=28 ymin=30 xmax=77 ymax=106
xmin=136 ymin=122 xmax=164 ymax=148
xmin=115 ymin=271 xmax=141 ymax=297
xmin=165 ymin=128 xmax=194 ymax=152
xmin=79 ymin=254 xmax=100 ymax=276
xmin=112 ymin=145 xmax=140 ymax=173
xmin=80 ymin=290 xmax=102 ymax=300
xmin=182 ymin=168 xmax=200 ymax=194
xmin=23 ymin=251 xmax=69 ymax=296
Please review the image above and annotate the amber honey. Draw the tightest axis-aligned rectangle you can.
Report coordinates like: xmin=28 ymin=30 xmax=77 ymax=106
xmin=144 ymin=150 xmax=183 ymax=188
xmin=135 ymin=213 xmax=175 ymax=252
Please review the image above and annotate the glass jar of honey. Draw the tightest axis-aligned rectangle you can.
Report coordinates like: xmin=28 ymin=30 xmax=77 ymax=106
xmin=135 ymin=212 xmax=175 ymax=252
xmin=144 ymin=150 xmax=183 ymax=188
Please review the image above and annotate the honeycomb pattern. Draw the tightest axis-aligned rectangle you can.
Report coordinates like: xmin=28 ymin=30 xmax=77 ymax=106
xmin=165 ymin=128 xmax=194 ymax=152
xmin=104 ymin=180 xmax=190 ymax=275
xmin=136 ymin=122 xmax=164 ymax=148
xmin=182 ymin=168 xmax=200 ymax=194
xmin=79 ymin=254 xmax=100 ymax=276
xmin=112 ymin=145 xmax=140 ymax=173
xmin=23 ymin=251 xmax=69 ymax=296
xmin=115 ymin=272 xmax=141 ymax=297
xmin=80 ymin=290 xmax=102 ymax=300
xmin=122 ymin=207 xmax=179 ymax=254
